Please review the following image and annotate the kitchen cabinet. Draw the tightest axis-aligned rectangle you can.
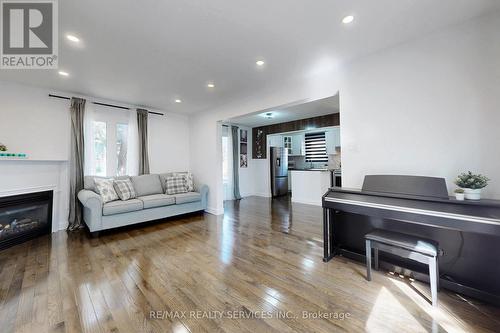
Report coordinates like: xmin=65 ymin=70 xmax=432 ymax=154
xmin=283 ymin=136 xmax=292 ymax=155
xmin=290 ymin=133 xmax=304 ymax=156
xmin=326 ymin=127 xmax=340 ymax=154
xmin=268 ymin=135 xmax=283 ymax=148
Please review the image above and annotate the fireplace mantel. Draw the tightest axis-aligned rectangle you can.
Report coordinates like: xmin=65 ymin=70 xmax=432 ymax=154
xmin=0 ymin=185 xmax=58 ymax=198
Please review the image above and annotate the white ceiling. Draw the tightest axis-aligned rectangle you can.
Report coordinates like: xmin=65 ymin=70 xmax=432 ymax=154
xmin=1 ymin=0 xmax=499 ymax=113
xmin=230 ymin=94 xmax=339 ymax=128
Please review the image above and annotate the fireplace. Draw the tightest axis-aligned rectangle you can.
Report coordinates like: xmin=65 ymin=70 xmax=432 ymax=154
xmin=0 ymin=190 xmax=53 ymax=250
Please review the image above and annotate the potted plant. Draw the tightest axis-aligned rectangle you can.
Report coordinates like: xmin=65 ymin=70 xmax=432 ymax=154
xmin=0 ymin=143 xmax=6 ymax=152
xmin=454 ymin=188 xmax=465 ymax=201
xmin=454 ymin=171 xmax=489 ymax=200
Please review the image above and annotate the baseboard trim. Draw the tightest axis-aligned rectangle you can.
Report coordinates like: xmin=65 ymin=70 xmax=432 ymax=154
xmin=205 ymin=207 xmax=224 ymax=215
xmin=251 ymin=192 xmax=272 ymax=198
xmin=291 ymin=198 xmax=321 ymax=206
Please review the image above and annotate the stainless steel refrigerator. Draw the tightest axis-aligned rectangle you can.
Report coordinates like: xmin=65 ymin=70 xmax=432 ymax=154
xmin=270 ymin=147 xmax=288 ymax=197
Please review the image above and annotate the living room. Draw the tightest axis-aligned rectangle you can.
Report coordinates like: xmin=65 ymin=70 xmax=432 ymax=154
xmin=1 ymin=1 xmax=500 ymax=333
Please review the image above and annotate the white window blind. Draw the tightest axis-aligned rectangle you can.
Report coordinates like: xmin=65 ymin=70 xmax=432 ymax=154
xmin=305 ymin=132 xmax=328 ymax=162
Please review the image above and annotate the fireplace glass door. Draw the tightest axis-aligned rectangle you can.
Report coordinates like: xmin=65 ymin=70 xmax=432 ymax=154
xmin=0 ymin=191 xmax=53 ymax=250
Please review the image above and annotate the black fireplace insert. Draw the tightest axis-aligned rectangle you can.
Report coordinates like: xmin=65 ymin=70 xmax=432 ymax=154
xmin=0 ymin=190 xmax=53 ymax=250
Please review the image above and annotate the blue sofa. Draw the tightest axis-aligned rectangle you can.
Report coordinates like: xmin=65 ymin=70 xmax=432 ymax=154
xmin=78 ymin=173 xmax=208 ymax=233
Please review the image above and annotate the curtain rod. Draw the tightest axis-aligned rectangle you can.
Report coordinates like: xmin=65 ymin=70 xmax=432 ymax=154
xmin=48 ymin=94 xmax=164 ymax=116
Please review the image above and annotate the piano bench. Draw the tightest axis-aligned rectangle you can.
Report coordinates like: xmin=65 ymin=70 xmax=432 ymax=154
xmin=364 ymin=229 xmax=440 ymax=306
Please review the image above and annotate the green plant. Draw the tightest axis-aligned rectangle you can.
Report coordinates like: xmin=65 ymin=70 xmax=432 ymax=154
xmin=0 ymin=143 xmax=6 ymax=151
xmin=454 ymin=188 xmax=464 ymax=194
xmin=454 ymin=171 xmax=489 ymax=189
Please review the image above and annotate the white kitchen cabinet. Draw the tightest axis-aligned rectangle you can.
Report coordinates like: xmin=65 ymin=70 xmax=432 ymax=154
xmin=283 ymin=136 xmax=292 ymax=155
xmin=268 ymin=135 xmax=283 ymax=148
xmin=326 ymin=127 xmax=341 ymax=154
xmin=290 ymin=133 xmax=304 ymax=156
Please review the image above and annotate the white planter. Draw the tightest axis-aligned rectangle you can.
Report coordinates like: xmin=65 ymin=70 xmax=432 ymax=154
xmin=463 ymin=188 xmax=481 ymax=200
xmin=455 ymin=193 xmax=465 ymax=201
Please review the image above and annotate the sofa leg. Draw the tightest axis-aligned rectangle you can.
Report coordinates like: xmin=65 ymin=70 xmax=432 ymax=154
xmin=90 ymin=231 xmax=100 ymax=238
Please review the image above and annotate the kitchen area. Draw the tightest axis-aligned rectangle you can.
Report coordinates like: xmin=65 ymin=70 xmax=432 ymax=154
xmin=268 ymin=125 xmax=341 ymax=206
xmin=225 ymin=94 xmax=341 ymax=206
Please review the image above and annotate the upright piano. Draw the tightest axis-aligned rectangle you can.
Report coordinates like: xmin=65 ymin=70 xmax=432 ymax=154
xmin=322 ymin=175 xmax=500 ymax=305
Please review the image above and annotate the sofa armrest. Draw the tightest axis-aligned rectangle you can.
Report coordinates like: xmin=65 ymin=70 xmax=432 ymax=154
xmin=78 ymin=190 xmax=103 ymax=231
xmin=197 ymin=184 xmax=209 ymax=209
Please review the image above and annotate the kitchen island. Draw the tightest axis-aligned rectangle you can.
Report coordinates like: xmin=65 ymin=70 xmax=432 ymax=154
xmin=290 ymin=169 xmax=331 ymax=206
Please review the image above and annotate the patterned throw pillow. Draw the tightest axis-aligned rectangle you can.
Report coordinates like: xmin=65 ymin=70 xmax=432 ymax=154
xmin=113 ymin=178 xmax=137 ymax=201
xmin=165 ymin=176 xmax=188 ymax=195
xmin=175 ymin=172 xmax=194 ymax=192
xmin=94 ymin=178 xmax=119 ymax=203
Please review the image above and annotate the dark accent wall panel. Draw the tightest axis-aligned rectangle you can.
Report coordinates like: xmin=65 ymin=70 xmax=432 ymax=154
xmin=252 ymin=113 xmax=339 ymax=159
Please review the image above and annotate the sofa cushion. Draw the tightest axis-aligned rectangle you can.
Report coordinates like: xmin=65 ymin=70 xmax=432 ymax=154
xmin=160 ymin=172 xmax=194 ymax=192
xmin=103 ymin=199 xmax=143 ymax=216
xmin=94 ymin=178 xmax=119 ymax=203
xmin=138 ymin=194 xmax=176 ymax=209
xmin=174 ymin=192 xmax=201 ymax=204
xmin=131 ymin=174 xmax=163 ymax=197
xmin=165 ymin=175 xmax=189 ymax=195
xmin=113 ymin=178 xmax=137 ymax=201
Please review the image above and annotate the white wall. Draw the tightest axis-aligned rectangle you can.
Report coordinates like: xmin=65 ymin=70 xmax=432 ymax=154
xmin=340 ymin=12 xmax=500 ymax=199
xmin=0 ymin=81 xmax=191 ymax=230
xmin=0 ymin=81 xmax=71 ymax=160
xmin=149 ymin=112 xmax=190 ymax=173
xmin=190 ymin=12 xmax=500 ymax=214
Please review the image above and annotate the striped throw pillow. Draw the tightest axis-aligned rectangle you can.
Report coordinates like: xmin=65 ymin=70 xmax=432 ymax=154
xmin=113 ymin=178 xmax=137 ymax=201
xmin=165 ymin=175 xmax=188 ymax=195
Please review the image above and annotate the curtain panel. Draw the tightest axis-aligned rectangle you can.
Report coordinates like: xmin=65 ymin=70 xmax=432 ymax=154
xmin=137 ymin=109 xmax=150 ymax=175
xmin=231 ymin=125 xmax=242 ymax=200
xmin=68 ymin=97 xmax=86 ymax=231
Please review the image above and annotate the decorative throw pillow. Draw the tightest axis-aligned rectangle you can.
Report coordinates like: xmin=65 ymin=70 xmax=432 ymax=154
xmin=94 ymin=178 xmax=119 ymax=203
xmin=175 ymin=172 xmax=194 ymax=192
xmin=165 ymin=175 xmax=188 ymax=195
xmin=113 ymin=178 xmax=137 ymax=201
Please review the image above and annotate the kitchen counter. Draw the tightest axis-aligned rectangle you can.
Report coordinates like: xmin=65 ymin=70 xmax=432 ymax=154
xmin=289 ymin=168 xmax=332 ymax=172
xmin=290 ymin=170 xmax=331 ymax=206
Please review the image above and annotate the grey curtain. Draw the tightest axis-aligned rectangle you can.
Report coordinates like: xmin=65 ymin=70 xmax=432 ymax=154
xmin=137 ymin=109 xmax=150 ymax=175
xmin=68 ymin=97 xmax=86 ymax=231
xmin=231 ymin=126 xmax=242 ymax=200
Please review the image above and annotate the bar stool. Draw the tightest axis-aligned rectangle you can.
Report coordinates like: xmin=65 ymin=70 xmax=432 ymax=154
xmin=365 ymin=229 xmax=440 ymax=306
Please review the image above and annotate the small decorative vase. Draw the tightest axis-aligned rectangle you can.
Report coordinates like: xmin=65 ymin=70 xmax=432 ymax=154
xmin=464 ymin=188 xmax=481 ymax=200
xmin=455 ymin=193 xmax=465 ymax=201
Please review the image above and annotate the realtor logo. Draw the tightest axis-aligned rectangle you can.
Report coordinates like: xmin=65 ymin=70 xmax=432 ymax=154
xmin=1 ymin=0 xmax=58 ymax=69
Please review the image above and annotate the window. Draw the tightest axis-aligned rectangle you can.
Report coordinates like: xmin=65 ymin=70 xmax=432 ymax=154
xmin=92 ymin=121 xmax=107 ymax=176
xmin=305 ymin=132 xmax=328 ymax=162
xmin=116 ymin=124 xmax=128 ymax=176
xmin=85 ymin=106 xmax=134 ymax=177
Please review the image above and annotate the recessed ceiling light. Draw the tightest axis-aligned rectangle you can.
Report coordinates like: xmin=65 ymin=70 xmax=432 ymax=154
xmin=207 ymin=83 xmax=215 ymax=88
xmin=342 ymin=15 xmax=354 ymax=24
xmin=256 ymin=60 xmax=265 ymax=66
xmin=175 ymin=99 xmax=182 ymax=103
xmin=66 ymin=34 xmax=80 ymax=43
xmin=58 ymin=71 xmax=69 ymax=77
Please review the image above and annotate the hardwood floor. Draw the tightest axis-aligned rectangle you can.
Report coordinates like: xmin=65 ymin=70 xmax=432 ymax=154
xmin=1 ymin=196 xmax=499 ymax=333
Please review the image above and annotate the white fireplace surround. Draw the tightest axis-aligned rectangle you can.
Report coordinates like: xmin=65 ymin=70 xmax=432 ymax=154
xmin=0 ymin=160 xmax=69 ymax=232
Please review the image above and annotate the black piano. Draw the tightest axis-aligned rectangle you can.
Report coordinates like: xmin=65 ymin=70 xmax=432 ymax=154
xmin=322 ymin=175 xmax=500 ymax=305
